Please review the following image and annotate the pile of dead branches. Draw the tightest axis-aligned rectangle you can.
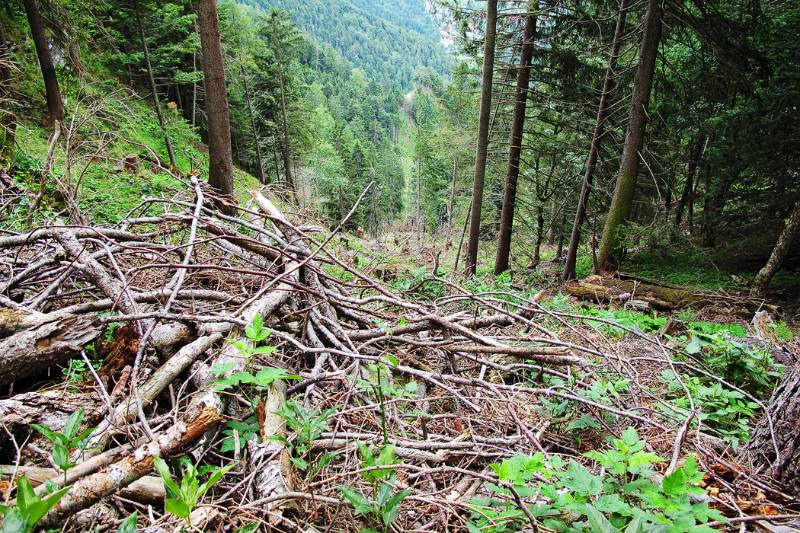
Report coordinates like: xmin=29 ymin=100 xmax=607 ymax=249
xmin=0 ymin=177 xmax=797 ymax=532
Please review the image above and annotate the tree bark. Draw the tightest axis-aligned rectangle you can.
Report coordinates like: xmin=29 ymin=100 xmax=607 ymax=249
xmin=272 ymin=14 xmax=295 ymax=196
xmin=22 ymin=0 xmax=64 ymax=126
xmin=0 ymin=314 xmax=100 ymax=386
xmin=241 ymin=65 xmax=266 ymax=183
xmin=445 ymin=156 xmax=457 ymax=249
xmin=563 ymin=0 xmax=629 ymax=280
xmin=197 ymin=0 xmax=234 ymax=204
xmin=134 ymin=0 xmax=177 ymax=169
xmin=0 ymin=20 xmax=16 ymax=164
xmin=494 ymin=6 xmax=537 ymax=275
xmin=753 ymin=196 xmax=800 ymax=293
xmin=740 ymin=364 xmax=800 ymax=495
xmin=465 ymin=0 xmax=498 ymax=276
xmin=596 ymin=0 xmax=662 ymax=271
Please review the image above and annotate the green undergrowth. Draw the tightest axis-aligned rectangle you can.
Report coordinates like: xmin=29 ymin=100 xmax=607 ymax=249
xmin=7 ymin=44 xmax=260 ymax=228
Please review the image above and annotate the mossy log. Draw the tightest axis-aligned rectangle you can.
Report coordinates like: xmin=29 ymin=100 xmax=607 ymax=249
xmin=565 ymin=274 xmax=775 ymax=315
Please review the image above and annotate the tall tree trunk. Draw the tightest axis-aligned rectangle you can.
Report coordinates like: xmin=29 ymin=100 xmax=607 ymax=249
xmin=22 ymin=0 xmax=64 ymax=126
xmin=272 ymin=16 xmax=294 ymax=196
xmin=753 ymin=197 xmax=800 ymax=293
xmin=494 ymin=6 xmax=537 ymax=275
xmin=741 ymin=363 xmax=800 ymax=495
xmin=191 ymin=50 xmax=197 ymax=128
xmin=465 ymin=0 xmax=498 ymax=276
xmin=134 ymin=0 xmax=177 ymax=169
xmin=241 ymin=65 xmax=266 ymax=183
xmin=596 ymin=0 xmax=662 ymax=272
xmin=0 ymin=20 xmax=16 ymax=164
xmin=563 ymin=0 xmax=629 ymax=281
xmin=197 ymin=0 xmax=234 ymax=204
xmin=416 ymin=156 xmax=422 ymax=243
xmin=533 ymin=206 xmax=544 ymax=265
xmin=674 ymin=134 xmax=705 ymax=228
xmin=445 ymin=156 xmax=457 ymax=250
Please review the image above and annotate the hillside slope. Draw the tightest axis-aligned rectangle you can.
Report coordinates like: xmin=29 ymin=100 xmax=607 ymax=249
xmin=238 ymin=0 xmax=450 ymax=88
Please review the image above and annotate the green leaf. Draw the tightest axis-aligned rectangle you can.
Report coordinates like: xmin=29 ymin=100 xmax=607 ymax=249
xmin=15 ymin=477 xmax=35 ymax=512
xmin=210 ymin=362 xmax=237 ymax=375
xmin=562 ymin=461 xmax=602 ymax=496
xmin=0 ymin=507 xmax=27 ymax=533
xmin=117 ymin=511 xmax=138 ymax=533
xmin=152 ymin=457 xmax=180 ymax=498
xmin=52 ymin=443 xmax=73 ymax=473
xmin=382 ymin=488 xmax=411 ymax=526
xmin=197 ymin=462 xmax=236 ymax=498
xmin=585 ymin=504 xmax=615 ymax=533
xmin=27 ymin=485 xmax=70 ymax=527
xmin=63 ymin=409 xmax=84 ymax=440
xmin=234 ymin=525 xmax=259 ymax=533
xmin=165 ymin=497 xmax=190 ymax=519
xmin=251 ymin=345 xmax=277 ymax=355
xmin=339 ymin=487 xmax=372 ymax=515
xmin=623 ymin=517 xmax=642 ymax=533
xmin=29 ymin=424 xmax=66 ymax=446
xmin=685 ymin=336 xmax=704 ymax=354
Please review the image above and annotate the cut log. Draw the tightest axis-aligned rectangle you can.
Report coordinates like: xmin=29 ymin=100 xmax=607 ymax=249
xmin=0 ymin=313 xmax=100 ymax=386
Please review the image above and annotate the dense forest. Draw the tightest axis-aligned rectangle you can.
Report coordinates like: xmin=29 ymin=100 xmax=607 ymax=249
xmin=1 ymin=0 xmax=800 ymax=531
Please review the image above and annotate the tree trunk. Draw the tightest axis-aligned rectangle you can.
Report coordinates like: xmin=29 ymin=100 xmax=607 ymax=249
xmin=596 ymin=0 xmax=662 ymax=271
xmin=191 ymin=50 xmax=197 ymax=128
xmin=272 ymin=15 xmax=295 ymax=196
xmin=197 ymin=0 xmax=234 ymax=204
xmin=416 ymin=156 xmax=422 ymax=243
xmin=0 ymin=20 xmax=16 ymax=164
xmin=533 ymin=206 xmax=544 ymax=265
xmin=22 ymin=0 xmax=64 ymax=126
xmin=740 ymin=364 xmax=800 ymax=495
xmin=241 ymin=66 xmax=266 ymax=183
xmin=563 ymin=0 xmax=629 ymax=281
xmin=465 ymin=0 xmax=498 ymax=277
xmin=445 ymin=156 xmax=457 ymax=249
xmin=674 ymin=134 xmax=705 ymax=228
xmin=753 ymin=196 xmax=800 ymax=293
xmin=134 ymin=0 xmax=177 ymax=169
xmin=494 ymin=6 xmax=537 ymax=275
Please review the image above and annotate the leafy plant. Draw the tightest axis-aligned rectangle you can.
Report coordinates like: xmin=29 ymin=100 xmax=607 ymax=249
xmin=230 ymin=313 xmax=275 ymax=368
xmin=219 ymin=416 xmax=260 ymax=454
xmin=275 ymin=399 xmax=338 ymax=475
xmin=31 ymin=408 xmax=93 ymax=481
xmin=468 ymin=428 xmax=726 ymax=532
xmin=116 ymin=511 xmax=138 ymax=533
xmin=212 ymin=364 xmax=299 ymax=394
xmin=339 ymin=444 xmax=410 ymax=533
xmin=0 ymin=476 xmax=70 ymax=533
xmin=152 ymin=456 xmax=235 ymax=525
xmin=682 ymin=331 xmax=782 ymax=396
xmin=660 ymin=370 xmax=756 ymax=448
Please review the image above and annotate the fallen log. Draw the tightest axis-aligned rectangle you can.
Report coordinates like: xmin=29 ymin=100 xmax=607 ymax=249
xmin=564 ymin=274 xmax=778 ymax=314
xmin=1 ymin=467 xmax=164 ymax=502
xmin=39 ymin=406 xmax=222 ymax=527
xmin=0 ymin=313 xmax=100 ymax=386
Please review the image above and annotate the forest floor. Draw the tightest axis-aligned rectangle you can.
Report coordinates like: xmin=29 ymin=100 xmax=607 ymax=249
xmin=2 ymin=170 xmax=798 ymax=531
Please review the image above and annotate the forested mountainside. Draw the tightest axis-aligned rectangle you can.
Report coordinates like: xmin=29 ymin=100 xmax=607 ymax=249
xmin=239 ymin=0 xmax=451 ymax=88
xmin=2 ymin=0 xmax=800 ymax=531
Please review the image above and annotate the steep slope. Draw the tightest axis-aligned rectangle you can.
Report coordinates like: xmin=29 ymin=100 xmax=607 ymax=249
xmin=237 ymin=0 xmax=449 ymax=88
